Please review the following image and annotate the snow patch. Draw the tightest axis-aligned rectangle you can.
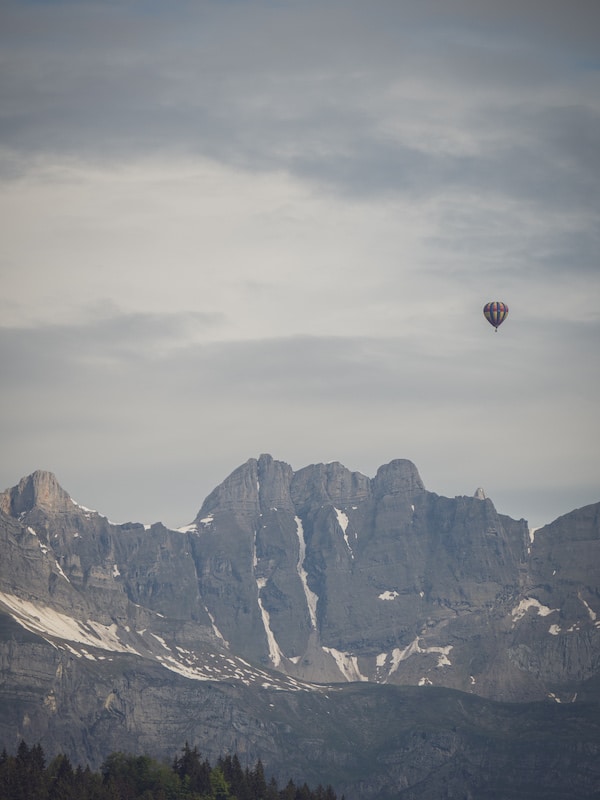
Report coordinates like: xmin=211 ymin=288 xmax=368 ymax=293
xmin=388 ymin=638 xmax=453 ymax=675
xmin=71 ymin=500 xmax=96 ymax=516
xmin=294 ymin=516 xmax=318 ymax=629
xmin=334 ymin=508 xmax=354 ymax=558
xmin=150 ymin=633 xmax=171 ymax=650
xmin=177 ymin=523 xmax=198 ymax=533
xmin=579 ymin=595 xmax=597 ymax=622
xmin=0 ymin=594 xmax=312 ymax=691
xmin=378 ymin=591 xmax=399 ymax=601
xmin=549 ymin=624 xmax=561 ymax=635
xmin=512 ymin=598 xmax=559 ymax=622
xmin=322 ymin=647 xmax=368 ymax=682
xmin=80 ymin=649 xmax=96 ymax=661
xmin=155 ymin=655 xmax=214 ymax=683
xmin=529 ymin=527 xmax=539 ymax=544
xmin=206 ymin=610 xmax=229 ymax=647
xmin=0 ymin=592 xmax=140 ymax=655
xmin=53 ymin=560 xmax=70 ymax=583
xmin=335 ymin=508 xmax=349 ymax=533
xmin=389 ymin=638 xmax=421 ymax=672
xmin=256 ymin=579 xmax=284 ymax=667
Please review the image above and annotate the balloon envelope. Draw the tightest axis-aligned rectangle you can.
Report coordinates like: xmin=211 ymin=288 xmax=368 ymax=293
xmin=483 ymin=301 xmax=509 ymax=330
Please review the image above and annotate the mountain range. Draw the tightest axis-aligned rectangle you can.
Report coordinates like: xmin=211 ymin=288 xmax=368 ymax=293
xmin=1 ymin=455 xmax=599 ymax=798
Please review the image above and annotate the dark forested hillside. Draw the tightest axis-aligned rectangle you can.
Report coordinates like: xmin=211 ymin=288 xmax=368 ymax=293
xmin=0 ymin=741 xmax=338 ymax=800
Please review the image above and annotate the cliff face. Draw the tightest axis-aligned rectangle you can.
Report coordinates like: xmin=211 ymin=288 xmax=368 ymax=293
xmin=189 ymin=455 xmax=540 ymax=696
xmin=1 ymin=457 xmax=599 ymax=798
xmin=2 ymin=458 xmax=599 ymax=698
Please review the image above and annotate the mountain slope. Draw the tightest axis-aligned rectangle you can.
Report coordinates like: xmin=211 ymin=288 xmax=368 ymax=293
xmin=1 ymin=457 xmax=599 ymax=798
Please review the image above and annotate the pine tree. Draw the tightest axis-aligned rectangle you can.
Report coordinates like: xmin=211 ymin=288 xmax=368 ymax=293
xmin=0 ymin=749 xmax=17 ymax=800
xmin=279 ymin=778 xmax=297 ymax=800
xmin=220 ymin=753 xmax=247 ymax=799
xmin=13 ymin=740 xmax=47 ymax=800
xmin=265 ymin=776 xmax=279 ymax=800
xmin=47 ymin=753 xmax=75 ymax=800
xmin=295 ymin=782 xmax=312 ymax=800
xmin=173 ymin=742 xmax=211 ymax=796
xmin=209 ymin=766 xmax=232 ymax=800
xmin=249 ymin=759 xmax=267 ymax=800
xmin=0 ymin=741 xmax=337 ymax=800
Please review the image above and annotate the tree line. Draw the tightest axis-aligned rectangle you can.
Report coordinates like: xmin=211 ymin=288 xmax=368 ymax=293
xmin=0 ymin=740 xmax=341 ymax=800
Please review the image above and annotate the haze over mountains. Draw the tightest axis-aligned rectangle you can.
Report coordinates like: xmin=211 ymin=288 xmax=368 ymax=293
xmin=1 ymin=455 xmax=599 ymax=798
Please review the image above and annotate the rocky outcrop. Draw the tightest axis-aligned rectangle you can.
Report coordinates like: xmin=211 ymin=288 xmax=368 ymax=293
xmin=290 ymin=459 xmax=371 ymax=510
xmin=509 ymin=503 xmax=600 ymax=690
xmin=0 ymin=470 xmax=73 ymax=516
xmin=371 ymin=458 xmax=425 ymax=499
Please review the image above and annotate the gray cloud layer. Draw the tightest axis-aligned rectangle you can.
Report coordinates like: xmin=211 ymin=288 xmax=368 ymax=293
xmin=1 ymin=0 xmax=599 ymax=528
xmin=2 ymin=306 xmax=598 ymax=527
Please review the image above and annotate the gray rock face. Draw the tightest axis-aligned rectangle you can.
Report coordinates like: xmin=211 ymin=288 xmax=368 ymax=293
xmin=1 ymin=456 xmax=599 ymax=798
xmin=510 ymin=503 xmax=600 ymax=690
xmin=0 ymin=470 xmax=73 ymax=516
xmin=187 ymin=456 xmax=538 ymax=696
xmin=372 ymin=458 xmax=425 ymax=499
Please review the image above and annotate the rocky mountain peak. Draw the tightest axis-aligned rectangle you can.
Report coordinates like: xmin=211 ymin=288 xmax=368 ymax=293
xmin=194 ymin=456 xmax=426 ymax=521
xmin=0 ymin=470 xmax=73 ymax=516
xmin=195 ymin=457 xmax=262 ymax=518
xmin=1 ymin=457 xmax=599 ymax=799
xmin=372 ymin=458 xmax=424 ymax=499
xmin=290 ymin=460 xmax=371 ymax=510
xmin=196 ymin=455 xmax=372 ymax=519
xmin=256 ymin=454 xmax=294 ymax=512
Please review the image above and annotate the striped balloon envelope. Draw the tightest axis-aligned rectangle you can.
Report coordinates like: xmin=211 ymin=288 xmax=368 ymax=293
xmin=483 ymin=301 xmax=509 ymax=331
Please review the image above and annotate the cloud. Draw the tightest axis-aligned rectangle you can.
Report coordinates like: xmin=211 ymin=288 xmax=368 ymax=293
xmin=0 ymin=308 xmax=222 ymax=374
xmin=2 ymin=1 xmax=598 ymax=172
xmin=1 ymin=0 xmax=598 ymax=530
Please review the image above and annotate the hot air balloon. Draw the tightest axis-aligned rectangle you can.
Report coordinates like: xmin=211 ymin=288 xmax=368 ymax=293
xmin=483 ymin=301 xmax=508 ymax=331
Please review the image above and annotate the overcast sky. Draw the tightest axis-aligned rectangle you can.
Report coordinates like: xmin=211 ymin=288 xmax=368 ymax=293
xmin=1 ymin=0 xmax=599 ymax=530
